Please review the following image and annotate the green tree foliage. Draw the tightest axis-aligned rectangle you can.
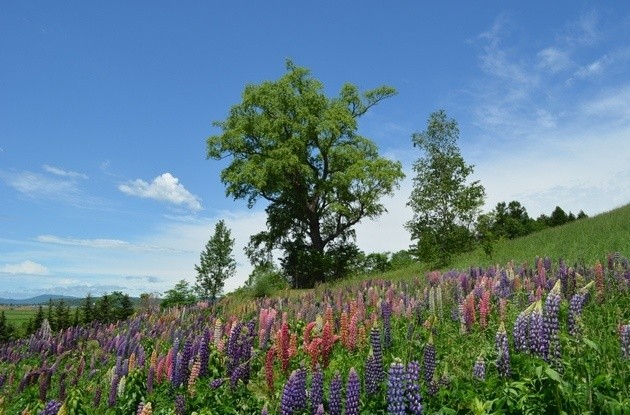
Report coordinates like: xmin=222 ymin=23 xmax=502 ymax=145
xmin=549 ymin=205 xmax=569 ymax=227
xmin=82 ymin=293 xmax=94 ymax=324
xmin=117 ymin=293 xmax=135 ymax=321
xmin=95 ymin=294 xmax=112 ymax=324
xmin=207 ymin=61 xmax=404 ymax=288
xmin=0 ymin=311 xmax=16 ymax=342
xmin=161 ymin=280 xmax=197 ymax=309
xmin=54 ymin=299 xmax=71 ymax=330
xmin=194 ymin=220 xmax=236 ymax=302
xmin=406 ymin=110 xmax=486 ymax=267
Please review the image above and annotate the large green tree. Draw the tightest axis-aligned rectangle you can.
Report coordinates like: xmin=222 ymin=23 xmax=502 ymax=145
xmin=207 ymin=61 xmax=404 ymax=288
xmin=194 ymin=220 xmax=236 ymax=301
xmin=406 ymin=110 xmax=485 ymax=267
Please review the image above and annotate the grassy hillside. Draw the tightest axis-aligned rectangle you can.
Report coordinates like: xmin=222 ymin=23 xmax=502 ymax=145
xmin=451 ymin=203 xmax=630 ymax=270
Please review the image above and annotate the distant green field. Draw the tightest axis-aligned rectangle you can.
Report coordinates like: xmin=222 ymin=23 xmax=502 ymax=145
xmin=1 ymin=307 xmax=38 ymax=333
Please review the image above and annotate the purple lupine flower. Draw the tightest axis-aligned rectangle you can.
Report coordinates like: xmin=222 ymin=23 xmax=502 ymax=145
xmin=387 ymin=359 xmax=406 ymax=415
xmin=181 ymin=339 xmax=193 ymax=383
xmin=108 ymin=375 xmax=119 ymax=407
xmin=293 ymin=368 xmax=307 ymax=412
xmin=345 ymin=368 xmax=360 ymax=415
xmin=310 ymin=366 xmax=323 ymax=415
xmin=370 ymin=327 xmax=384 ymax=382
xmin=314 ymin=404 xmax=324 ymax=415
xmin=514 ymin=302 xmax=535 ymax=352
xmin=210 ymin=378 xmax=224 ymax=389
xmin=528 ymin=301 xmax=544 ymax=357
xmin=38 ymin=369 xmax=51 ymax=402
xmin=93 ymin=386 xmax=102 ymax=407
xmin=495 ymin=322 xmax=511 ymax=378
xmin=174 ymin=394 xmax=186 ymax=415
xmin=365 ymin=350 xmax=381 ymax=395
xmin=329 ymin=371 xmax=343 ymax=415
xmin=198 ymin=336 xmax=209 ymax=378
xmin=58 ymin=372 xmax=67 ymax=402
xmin=39 ymin=399 xmax=62 ymax=415
xmin=568 ymin=281 xmax=593 ymax=337
xmin=543 ymin=281 xmax=561 ymax=365
xmin=280 ymin=370 xmax=302 ymax=415
xmin=472 ymin=355 xmax=486 ymax=381
xmin=382 ymin=302 xmax=393 ymax=349
xmin=406 ymin=361 xmax=423 ymax=415
xmin=621 ymin=324 xmax=630 ymax=359
xmin=147 ymin=366 xmax=154 ymax=394
xmin=423 ymin=334 xmax=436 ymax=385
xmin=261 ymin=404 xmax=268 ymax=415
xmin=173 ymin=352 xmax=185 ymax=388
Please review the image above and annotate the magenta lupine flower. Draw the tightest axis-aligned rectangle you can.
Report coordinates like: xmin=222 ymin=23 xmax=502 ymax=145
xmin=406 ymin=361 xmax=424 ymax=415
xmin=310 ymin=366 xmax=323 ymax=415
xmin=329 ymin=371 xmax=343 ymax=415
xmin=345 ymin=368 xmax=360 ymax=415
xmin=495 ymin=322 xmax=511 ymax=378
xmin=423 ymin=334 xmax=436 ymax=385
xmin=472 ymin=355 xmax=486 ymax=381
xmin=621 ymin=324 xmax=630 ymax=359
xmin=387 ymin=359 xmax=406 ymax=415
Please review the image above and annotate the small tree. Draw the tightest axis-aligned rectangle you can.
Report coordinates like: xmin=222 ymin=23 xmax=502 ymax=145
xmin=96 ymin=294 xmax=112 ymax=324
xmin=82 ymin=294 xmax=94 ymax=324
xmin=161 ymin=280 xmax=197 ymax=309
xmin=194 ymin=220 xmax=236 ymax=302
xmin=117 ymin=294 xmax=135 ymax=320
xmin=406 ymin=110 xmax=485 ymax=267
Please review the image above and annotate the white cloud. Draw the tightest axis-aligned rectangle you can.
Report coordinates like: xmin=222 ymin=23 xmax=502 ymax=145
xmin=0 ymin=260 xmax=49 ymax=275
xmin=537 ymin=47 xmax=573 ymax=73
xmin=36 ymin=234 xmax=189 ymax=252
xmin=119 ymin=172 xmax=203 ymax=211
xmin=1 ymin=170 xmax=79 ymax=198
xmin=43 ymin=164 xmax=88 ymax=179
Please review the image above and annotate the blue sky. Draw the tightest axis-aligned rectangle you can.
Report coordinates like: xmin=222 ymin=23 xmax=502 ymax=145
xmin=1 ymin=2 xmax=629 ymax=299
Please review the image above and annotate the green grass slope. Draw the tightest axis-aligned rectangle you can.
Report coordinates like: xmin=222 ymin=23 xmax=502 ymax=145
xmin=451 ymin=202 xmax=630 ymax=269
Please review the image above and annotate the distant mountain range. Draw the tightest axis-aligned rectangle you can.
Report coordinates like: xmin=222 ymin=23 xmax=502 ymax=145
xmin=0 ymin=294 xmax=140 ymax=306
xmin=0 ymin=294 xmax=81 ymax=306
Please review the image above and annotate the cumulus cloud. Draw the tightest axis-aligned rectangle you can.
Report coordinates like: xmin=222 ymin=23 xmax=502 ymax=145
xmin=119 ymin=173 xmax=202 ymax=211
xmin=0 ymin=260 xmax=49 ymax=275
xmin=43 ymin=164 xmax=88 ymax=179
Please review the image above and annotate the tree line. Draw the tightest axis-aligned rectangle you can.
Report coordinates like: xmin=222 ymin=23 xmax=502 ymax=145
xmin=0 ymin=292 xmax=136 ymax=343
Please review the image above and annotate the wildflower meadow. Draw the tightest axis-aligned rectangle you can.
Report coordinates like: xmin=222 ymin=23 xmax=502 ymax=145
xmin=1 ymin=254 xmax=629 ymax=414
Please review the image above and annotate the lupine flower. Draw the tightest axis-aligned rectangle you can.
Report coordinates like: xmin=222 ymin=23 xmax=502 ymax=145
xmin=261 ymin=404 xmax=268 ymax=415
xmin=314 ymin=404 xmax=324 ymax=415
xmin=543 ymin=280 xmax=561 ymax=365
xmin=528 ymin=301 xmax=544 ymax=357
xmin=463 ymin=293 xmax=476 ymax=333
xmin=329 ymin=371 xmax=343 ymax=415
xmin=310 ymin=366 xmax=323 ymax=415
xmin=514 ymin=302 xmax=535 ymax=352
xmin=265 ymin=348 xmax=275 ymax=394
xmin=495 ymin=322 xmax=511 ymax=378
xmin=370 ymin=327 xmax=385 ymax=382
xmin=406 ymin=361 xmax=423 ymax=415
xmin=382 ymin=302 xmax=393 ymax=349
xmin=479 ymin=290 xmax=491 ymax=329
xmin=365 ymin=349 xmax=381 ymax=395
xmin=345 ymin=368 xmax=360 ymax=415
xmin=139 ymin=402 xmax=152 ymax=415
xmin=472 ymin=355 xmax=486 ymax=381
xmin=423 ymin=334 xmax=436 ymax=385
xmin=174 ymin=394 xmax=186 ymax=415
xmin=280 ymin=370 xmax=303 ymax=415
xmin=387 ymin=359 xmax=406 ymax=415
xmin=568 ymin=281 xmax=593 ymax=337
xmin=620 ymin=324 xmax=630 ymax=359
xmin=39 ymin=399 xmax=62 ymax=415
